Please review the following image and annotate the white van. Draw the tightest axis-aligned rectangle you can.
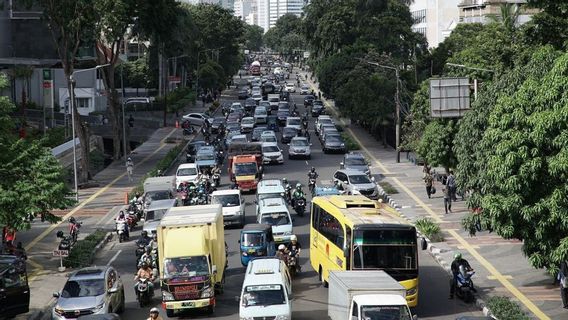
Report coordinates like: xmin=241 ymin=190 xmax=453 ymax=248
xmin=239 ymin=258 xmax=292 ymax=320
xmin=257 ymin=197 xmax=293 ymax=245
xmin=175 ymin=163 xmax=199 ymax=188
xmin=211 ymin=189 xmax=245 ymax=227
xmin=255 ymin=179 xmax=285 ymax=214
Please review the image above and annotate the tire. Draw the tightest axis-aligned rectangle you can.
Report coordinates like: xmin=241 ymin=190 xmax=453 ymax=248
xmin=166 ymin=309 xmax=175 ymax=318
xmin=318 ymin=266 xmax=328 ymax=287
xmin=119 ymin=235 xmax=123 ymax=243
xmin=240 ymin=216 xmax=245 ymax=228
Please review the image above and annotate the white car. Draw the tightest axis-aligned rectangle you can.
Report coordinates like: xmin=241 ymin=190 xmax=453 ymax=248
xmin=300 ymin=85 xmax=310 ymax=95
xmin=257 ymin=197 xmax=293 ymax=244
xmin=252 ymin=93 xmax=262 ymax=103
xmin=241 ymin=117 xmax=256 ymax=133
xmin=229 ymin=134 xmax=248 ymax=145
xmin=254 ymin=107 xmax=268 ymax=124
xmin=260 ymin=131 xmax=278 ymax=144
xmin=181 ymin=112 xmax=211 ymax=127
xmin=285 ymin=83 xmax=295 ymax=93
xmin=262 ymin=142 xmax=284 ymax=164
xmin=288 ymin=137 xmax=311 ymax=159
xmin=175 ymin=163 xmax=199 ymax=188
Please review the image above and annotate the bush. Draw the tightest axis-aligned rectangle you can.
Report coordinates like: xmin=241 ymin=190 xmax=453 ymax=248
xmin=89 ymin=149 xmax=106 ymax=174
xmin=341 ymin=132 xmax=360 ymax=151
xmin=378 ymin=181 xmax=398 ymax=194
xmin=63 ymin=229 xmax=107 ymax=268
xmin=415 ymin=217 xmax=444 ymax=242
xmin=486 ymin=296 xmax=530 ymax=320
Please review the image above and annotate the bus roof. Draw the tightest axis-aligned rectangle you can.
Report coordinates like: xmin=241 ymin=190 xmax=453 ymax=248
xmin=312 ymin=195 xmax=412 ymax=228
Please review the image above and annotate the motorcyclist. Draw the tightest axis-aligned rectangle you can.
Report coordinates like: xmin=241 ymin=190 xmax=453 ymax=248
xmin=449 ymin=252 xmax=474 ymax=299
xmin=149 ymin=233 xmax=159 ymax=252
xmin=115 ymin=210 xmax=130 ymax=239
xmin=147 ymin=307 xmax=164 ymax=320
xmin=307 ymin=167 xmax=319 ymax=181
xmin=134 ymin=261 xmax=155 ymax=296
xmin=292 ymin=183 xmax=305 ymax=207
xmin=282 ymin=178 xmax=292 ymax=203
xmin=275 ymin=244 xmax=289 ymax=265
xmin=287 ymin=235 xmax=302 ymax=272
xmin=138 ymin=246 xmax=154 ymax=268
xmin=137 ymin=230 xmax=151 ymax=247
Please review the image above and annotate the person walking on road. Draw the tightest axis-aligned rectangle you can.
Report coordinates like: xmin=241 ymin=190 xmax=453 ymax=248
xmin=559 ymin=261 xmax=568 ymax=308
xmin=443 ymin=185 xmax=452 ymax=214
xmin=424 ymin=171 xmax=434 ymax=199
xmin=447 ymin=170 xmax=457 ymax=201
xmin=126 ymin=157 xmax=134 ymax=182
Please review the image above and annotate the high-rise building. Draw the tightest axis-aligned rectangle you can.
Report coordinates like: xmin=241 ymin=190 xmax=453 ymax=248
xmin=234 ymin=0 xmax=252 ymax=20
xmin=410 ymin=0 xmax=460 ymax=48
xmin=268 ymin=0 xmax=305 ymax=29
xmin=257 ymin=0 xmax=270 ymax=32
xmin=458 ymin=0 xmax=536 ymax=24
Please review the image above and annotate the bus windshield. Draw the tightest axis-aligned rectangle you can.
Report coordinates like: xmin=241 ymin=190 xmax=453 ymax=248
xmin=235 ymin=163 xmax=257 ymax=176
xmin=352 ymin=229 xmax=417 ymax=270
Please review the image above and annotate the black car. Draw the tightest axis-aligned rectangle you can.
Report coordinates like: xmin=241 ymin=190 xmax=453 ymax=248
xmin=238 ymin=89 xmax=249 ymax=100
xmin=280 ymin=91 xmax=290 ymax=102
xmin=211 ymin=117 xmax=226 ymax=134
xmin=244 ymin=98 xmax=257 ymax=113
xmin=0 ymin=254 xmax=30 ymax=318
xmin=186 ymin=140 xmax=207 ymax=162
xmin=304 ymin=95 xmax=315 ymax=106
xmin=252 ymin=126 xmax=268 ymax=142
xmin=312 ymin=104 xmax=325 ymax=117
xmin=277 ymin=110 xmax=290 ymax=126
xmin=281 ymin=126 xmax=299 ymax=144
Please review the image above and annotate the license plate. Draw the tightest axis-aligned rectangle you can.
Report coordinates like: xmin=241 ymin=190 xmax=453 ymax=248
xmin=274 ymin=237 xmax=283 ymax=242
xmin=182 ymin=302 xmax=194 ymax=307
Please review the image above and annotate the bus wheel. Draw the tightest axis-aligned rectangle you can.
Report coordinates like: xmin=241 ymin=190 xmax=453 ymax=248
xmin=319 ymin=266 xmax=328 ymax=288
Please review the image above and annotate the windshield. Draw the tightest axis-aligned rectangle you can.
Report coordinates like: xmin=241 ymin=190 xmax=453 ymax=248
xmin=145 ymin=209 xmax=167 ymax=221
xmin=235 ymin=163 xmax=258 ymax=176
xmin=350 ymin=175 xmax=371 ymax=184
xmin=61 ymin=279 xmax=105 ymax=298
xmin=326 ymin=136 xmax=342 ymax=143
xmin=242 ymin=233 xmax=264 ymax=247
xmin=346 ymin=158 xmax=366 ymax=166
xmin=261 ymin=212 xmax=290 ymax=226
xmin=196 ymin=153 xmax=215 ymax=161
xmin=352 ymin=229 xmax=417 ymax=270
xmin=255 ymin=109 xmax=267 ymax=115
xmin=278 ymin=104 xmax=290 ymax=110
xmin=242 ymin=285 xmax=286 ymax=307
xmin=288 ymin=119 xmax=301 ymax=126
xmin=263 ymin=145 xmax=280 ymax=153
xmin=291 ymin=139 xmax=308 ymax=146
xmin=233 ymin=137 xmax=248 ymax=143
xmin=146 ymin=191 xmax=171 ymax=202
xmin=212 ymin=194 xmax=240 ymax=207
xmin=262 ymin=136 xmax=277 ymax=143
xmin=269 ymin=98 xmax=279 ymax=102
xmin=164 ymin=256 xmax=209 ymax=278
xmin=242 ymin=118 xmax=255 ymax=125
xmin=360 ymin=305 xmax=412 ymax=320
xmin=177 ymin=168 xmax=197 ymax=176
xmin=258 ymin=192 xmax=282 ymax=201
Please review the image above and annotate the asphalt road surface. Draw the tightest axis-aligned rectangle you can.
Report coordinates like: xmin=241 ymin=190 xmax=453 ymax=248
xmin=87 ymin=70 xmax=483 ymax=320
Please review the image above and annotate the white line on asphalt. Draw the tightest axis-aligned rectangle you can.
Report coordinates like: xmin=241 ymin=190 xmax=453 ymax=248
xmin=107 ymin=249 xmax=122 ymax=266
xmin=305 ymin=160 xmax=309 ymax=166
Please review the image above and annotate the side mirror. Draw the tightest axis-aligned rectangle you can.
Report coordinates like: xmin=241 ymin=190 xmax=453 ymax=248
xmin=421 ymin=237 xmax=428 ymax=250
xmin=107 ymin=287 xmax=118 ymax=294
xmin=53 ymin=292 xmax=60 ymax=298
xmin=212 ymin=265 xmax=218 ymax=274
xmin=340 ymin=162 xmax=344 ymax=168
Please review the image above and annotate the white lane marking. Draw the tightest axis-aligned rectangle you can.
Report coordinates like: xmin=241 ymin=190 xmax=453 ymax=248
xmin=305 ymin=160 xmax=309 ymax=166
xmin=107 ymin=249 xmax=122 ymax=266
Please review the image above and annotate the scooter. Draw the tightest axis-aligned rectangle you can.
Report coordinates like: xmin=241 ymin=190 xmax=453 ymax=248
xmin=288 ymin=249 xmax=300 ymax=278
xmin=56 ymin=231 xmax=73 ymax=251
xmin=116 ymin=220 xmax=128 ymax=243
xmin=456 ymin=265 xmax=476 ymax=303
xmin=294 ymin=197 xmax=306 ymax=217
xmin=136 ymin=278 xmax=153 ymax=307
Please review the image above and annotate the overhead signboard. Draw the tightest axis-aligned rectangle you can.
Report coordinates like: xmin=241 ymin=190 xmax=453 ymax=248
xmin=430 ymin=77 xmax=471 ymax=118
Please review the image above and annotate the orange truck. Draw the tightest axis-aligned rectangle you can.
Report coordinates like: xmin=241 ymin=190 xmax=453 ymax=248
xmin=227 ymin=143 xmax=263 ymax=192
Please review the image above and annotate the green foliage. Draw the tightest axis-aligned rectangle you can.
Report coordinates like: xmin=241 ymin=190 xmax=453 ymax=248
xmin=378 ymin=181 xmax=398 ymax=195
xmin=63 ymin=230 xmax=107 ymax=268
xmin=417 ymin=120 xmax=458 ymax=171
xmin=121 ymin=58 xmax=150 ymax=89
xmin=340 ymin=132 xmax=360 ymax=151
xmin=524 ymin=1 xmax=568 ymax=49
xmin=89 ymin=150 xmax=106 ymax=174
xmin=242 ymin=24 xmax=264 ymax=51
xmin=0 ymin=74 xmax=75 ymax=230
xmin=198 ymin=59 xmax=226 ymax=92
xmin=401 ymin=81 xmax=430 ymax=152
xmin=414 ymin=217 xmax=443 ymax=242
xmin=264 ymin=14 xmax=306 ymax=54
xmin=486 ymin=296 xmax=530 ymax=320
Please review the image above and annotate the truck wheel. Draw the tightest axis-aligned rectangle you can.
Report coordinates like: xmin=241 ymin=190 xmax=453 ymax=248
xmin=166 ymin=309 xmax=175 ymax=317
xmin=319 ymin=266 xmax=329 ymax=288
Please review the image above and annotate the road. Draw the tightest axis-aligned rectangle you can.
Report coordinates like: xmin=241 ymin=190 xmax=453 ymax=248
xmin=87 ymin=69 xmax=483 ymax=320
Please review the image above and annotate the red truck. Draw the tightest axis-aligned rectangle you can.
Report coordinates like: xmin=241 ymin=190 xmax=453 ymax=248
xmin=250 ymin=61 xmax=261 ymax=76
xmin=228 ymin=143 xmax=263 ymax=192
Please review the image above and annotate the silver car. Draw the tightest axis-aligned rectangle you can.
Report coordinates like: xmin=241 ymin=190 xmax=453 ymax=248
xmin=333 ymin=169 xmax=379 ymax=200
xmin=288 ymin=137 xmax=311 ymax=159
xmin=52 ymin=266 xmax=125 ymax=320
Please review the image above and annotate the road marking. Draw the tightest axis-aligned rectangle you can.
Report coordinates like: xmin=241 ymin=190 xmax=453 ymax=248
xmin=305 ymin=76 xmax=551 ymax=320
xmin=305 ymin=160 xmax=309 ymax=166
xmin=107 ymin=249 xmax=122 ymax=266
xmin=488 ymin=275 xmax=513 ymax=280
xmin=27 ymin=258 xmax=44 ymax=282
xmin=25 ymin=128 xmax=177 ymax=252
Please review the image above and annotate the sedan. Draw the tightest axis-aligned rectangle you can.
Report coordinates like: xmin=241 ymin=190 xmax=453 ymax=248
xmin=262 ymin=142 xmax=284 ymax=164
xmin=288 ymin=137 xmax=311 ymax=159
xmin=252 ymin=126 xmax=268 ymax=142
xmin=281 ymin=126 xmax=299 ymax=144
xmin=285 ymin=83 xmax=296 ymax=92
xmin=211 ymin=117 xmax=226 ymax=134
xmin=300 ymin=85 xmax=310 ymax=95
xmin=304 ymin=95 xmax=315 ymax=107
xmin=252 ymin=93 xmax=262 ymax=103
xmin=312 ymin=103 xmax=326 ymax=117
xmin=238 ymin=89 xmax=249 ymax=100
xmin=277 ymin=110 xmax=290 ymax=126
xmin=182 ymin=112 xmax=211 ymax=127
xmin=186 ymin=140 xmax=207 ymax=162
xmin=240 ymin=117 xmax=256 ymax=133
xmin=244 ymin=98 xmax=257 ymax=113
xmin=259 ymin=101 xmax=271 ymax=114
xmin=322 ymin=135 xmax=346 ymax=154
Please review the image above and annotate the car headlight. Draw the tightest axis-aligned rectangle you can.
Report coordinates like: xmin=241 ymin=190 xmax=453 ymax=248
xmin=162 ymin=290 xmax=175 ymax=301
xmin=201 ymin=285 xmax=214 ymax=298
xmin=340 ymin=143 xmax=345 ymax=147
xmin=284 ymin=231 xmax=292 ymax=235
xmin=275 ymin=315 xmax=290 ymax=320
xmin=54 ymin=307 xmax=64 ymax=315
xmin=406 ymin=287 xmax=417 ymax=296
xmin=242 ymin=251 xmax=248 ymax=256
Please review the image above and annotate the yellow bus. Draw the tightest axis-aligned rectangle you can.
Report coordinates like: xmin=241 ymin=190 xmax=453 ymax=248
xmin=309 ymin=195 xmax=420 ymax=307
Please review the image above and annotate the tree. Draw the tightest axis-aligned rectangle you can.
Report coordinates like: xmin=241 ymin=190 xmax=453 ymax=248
xmin=263 ymin=14 xmax=306 ymax=54
xmin=243 ymin=24 xmax=264 ymax=51
xmin=524 ymin=1 xmax=568 ymax=49
xmin=401 ymin=80 xmax=430 ymax=152
xmin=0 ymin=74 xmax=75 ymax=231
xmin=37 ymin=0 xmax=97 ymax=183
xmin=416 ymin=120 xmax=458 ymax=172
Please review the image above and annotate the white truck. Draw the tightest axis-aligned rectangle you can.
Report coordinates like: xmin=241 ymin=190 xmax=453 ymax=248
xmin=328 ymin=271 xmax=416 ymax=320
xmin=142 ymin=176 xmax=175 ymax=208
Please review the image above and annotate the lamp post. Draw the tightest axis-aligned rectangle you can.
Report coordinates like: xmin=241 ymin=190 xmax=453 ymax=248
xmin=120 ymin=66 xmax=127 ymax=161
xmin=69 ymin=63 xmax=110 ymax=201
xmin=445 ymin=63 xmax=495 ymax=100
xmin=165 ymin=54 xmax=189 ymax=127
xmin=366 ymin=61 xmax=401 ymax=163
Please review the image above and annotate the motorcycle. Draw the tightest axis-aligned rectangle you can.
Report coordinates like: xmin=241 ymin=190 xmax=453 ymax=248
xmin=284 ymin=185 xmax=292 ymax=204
xmin=178 ymin=188 xmax=189 ymax=206
xmin=288 ymin=249 xmax=300 ymax=278
xmin=128 ymin=201 xmax=143 ymax=220
xmin=294 ymin=197 xmax=306 ymax=217
xmin=456 ymin=265 xmax=476 ymax=303
xmin=116 ymin=220 xmax=128 ymax=243
xmin=216 ymin=150 xmax=224 ymax=165
xmin=136 ymin=278 xmax=153 ymax=307
xmin=135 ymin=242 xmax=146 ymax=268
xmin=308 ymin=178 xmax=316 ymax=194
xmin=212 ymin=172 xmax=221 ymax=188
xmin=183 ymin=126 xmax=195 ymax=136
xmin=56 ymin=231 xmax=73 ymax=251
xmin=127 ymin=212 xmax=138 ymax=230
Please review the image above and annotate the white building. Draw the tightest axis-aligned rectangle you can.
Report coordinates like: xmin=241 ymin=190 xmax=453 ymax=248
xmin=268 ymin=0 xmax=305 ymax=29
xmin=257 ymin=0 xmax=270 ymax=32
xmin=234 ymin=0 xmax=253 ymax=20
xmin=410 ymin=0 xmax=460 ymax=48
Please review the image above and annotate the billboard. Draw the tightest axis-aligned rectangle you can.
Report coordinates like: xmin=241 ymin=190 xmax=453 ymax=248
xmin=430 ymin=78 xmax=470 ymax=118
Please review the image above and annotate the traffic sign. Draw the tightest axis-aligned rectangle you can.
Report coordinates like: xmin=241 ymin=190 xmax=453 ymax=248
xmin=53 ymin=250 xmax=69 ymax=257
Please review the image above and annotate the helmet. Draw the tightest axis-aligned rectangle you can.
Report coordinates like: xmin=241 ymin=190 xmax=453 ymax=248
xmin=127 ymin=157 xmax=132 ymax=161
xmin=278 ymin=244 xmax=286 ymax=251
xmin=311 ymin=167 xmax=315 ymax=172
xmin=454 ymin=253 xmax=462 ymax=260
xmin=290 ymin=235 xmax=297 ymax=242
xmin=135 ymin=192 xmax=140 ymax=197
xmin=296 ymin=183 xmax=302 ymax=188
xmin=141 ymin=230 xmax=148 ymax=237
xmin=141 ymin=261 xmax=149 ymax=268
xmin=145 ymin=247 xmax=151 ymax=253
xmin=119 ymin=211 xmax=125 ymax=218
xmin=69 ymin=217 xmax=76 ymax=224
xmin=282 ymin=178 xmax=287 ymax=183
xmin=150 ymin=307 xmax=159 ymax=314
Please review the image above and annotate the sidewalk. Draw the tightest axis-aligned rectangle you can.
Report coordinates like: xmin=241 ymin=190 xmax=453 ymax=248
xmin=19 ymin=125 xmax=185 ymax=319
xmin=302 ymin=71 xmax=563 ymax=320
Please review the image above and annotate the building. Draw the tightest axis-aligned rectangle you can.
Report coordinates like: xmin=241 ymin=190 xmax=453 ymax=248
xmin=410 ymin=0 xmax=460 ymax=49
xmin=458 ymin=0 xmax=536 ymax=24
xmin=234 ymin=0 xmax=252 ymax=20
xmin=257 ymin=0 xmax=270 ymax=32
xmin=268 ymin=0 xmax=305 ymax=29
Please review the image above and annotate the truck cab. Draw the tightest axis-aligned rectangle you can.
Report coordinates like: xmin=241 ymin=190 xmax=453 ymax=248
xmin=349 ymin=294 xmax=415 ymax=320
xmin=231 ymin=155 xmax=261 ymax=192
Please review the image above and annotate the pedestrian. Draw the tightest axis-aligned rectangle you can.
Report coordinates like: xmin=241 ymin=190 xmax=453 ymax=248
xmin=128 ymin=115 xmax=134 ymax=128
xmin=424 ymin=171 xmax=434 ymax=199
xmin=318 ymin=91 xmax=322 ymax=99
xmin=422 ymin=163 xmax=430 ymax=178
xmin=447 ymin=170 xmax=457 ymax=201
xmin=126 ymin=157 xmax=134 ymax=182
xmin=443 ymin=185 xmax=451 ymax=214
xmin=559 ymin=261 xmax=568 ymax=308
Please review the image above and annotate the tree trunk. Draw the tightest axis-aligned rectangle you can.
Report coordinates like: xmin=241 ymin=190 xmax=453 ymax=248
xmin=67 ymin=80 xmax=90 ymax=183
xmin=98 ymin=56 xmax=126 ymax=160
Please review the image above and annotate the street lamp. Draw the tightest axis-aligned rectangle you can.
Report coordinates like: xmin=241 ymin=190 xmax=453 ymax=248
xmin=69 ymin=63 xmax=110 ymax=201
xmin=165 ymin=54 xmax=189 ymax=126
xmin=366 ymin=61 xmax=402 ymax=163
xmin=445 ymin=63 xmax=495 ymax=100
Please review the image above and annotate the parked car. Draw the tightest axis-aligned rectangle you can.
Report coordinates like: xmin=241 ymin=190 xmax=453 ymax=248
xmin=182 ymin=112 xmax=211 ymax=126
xmin=333 ymin=169 xmax=379 ymax=200
xmin=341 ymin=152 xmax=371 ymax=176
xmin=262 ymin=142 xmax=284 ymax=164
xmin=322 ymin=135 xmax=346 ymax=154
xmin=252 ymin=126 xmax=268 ymax=142
xmin=288 ymin=136 xmax=311 ymax=159
xmin=52 ymin=267 xmax=125 ymax=320
xmin=281 ymin=126 xmax=299 ymax=144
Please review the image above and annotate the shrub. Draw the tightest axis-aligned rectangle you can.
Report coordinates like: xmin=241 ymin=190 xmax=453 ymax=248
xmin=378 ymin=181 xmax=398 ymax=194
xmin=63 ymin=229 xmax=107 ymax=268
xmin=341 ymin=132 xmax=360 ymax=151
xmin=89 ymin=149 xmax=106 ymax=173
xmin=415 ymin=217 xmax=444 ymax=242
xmin=486 ymin=296 xmax=530 ymax=320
